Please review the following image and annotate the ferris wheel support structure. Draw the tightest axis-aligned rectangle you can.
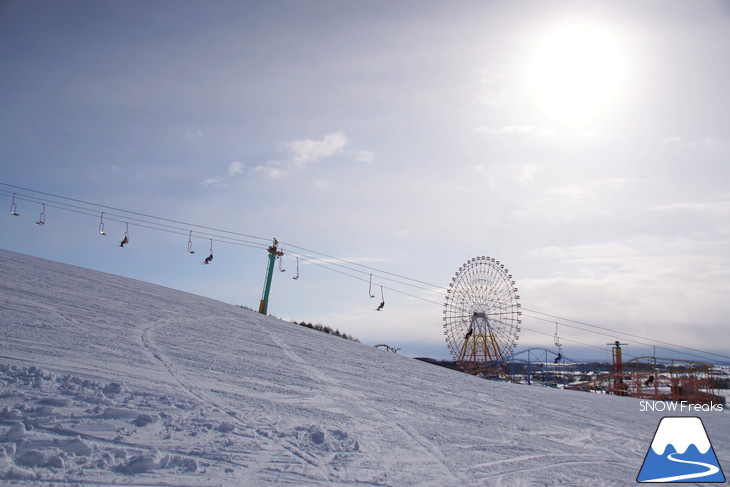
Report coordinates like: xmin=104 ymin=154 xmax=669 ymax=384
xmin=443 ymin=256 xmax=521 ymax=376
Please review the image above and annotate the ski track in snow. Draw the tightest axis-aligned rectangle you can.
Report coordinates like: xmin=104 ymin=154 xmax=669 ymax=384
xmin=0 ymin=249 xmax=728 ymax=486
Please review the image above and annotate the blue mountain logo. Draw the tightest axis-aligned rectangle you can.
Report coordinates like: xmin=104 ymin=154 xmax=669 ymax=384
xmin=637 ymin=416 xmax=725 ymax=483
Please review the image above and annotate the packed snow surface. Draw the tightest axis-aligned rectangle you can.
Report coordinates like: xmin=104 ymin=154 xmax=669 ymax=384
xmin=0 ymin=249 xmax=727 ymax=485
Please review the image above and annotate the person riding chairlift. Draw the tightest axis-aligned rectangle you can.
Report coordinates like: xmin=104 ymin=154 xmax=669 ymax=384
xmin=204 ymin=254 xmax=214 ymax=264
xmin=119 ymin=236 xmax=129 ymax=247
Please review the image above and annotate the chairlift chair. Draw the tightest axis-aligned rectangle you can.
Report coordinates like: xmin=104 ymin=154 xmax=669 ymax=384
xmin=98 ymin=212 xmax=107 ymax=235
xmin=204 ymin=239 xmax=213 ymax=264
xmin=119 ymin=222 xmax=129 ymax=247
xmin=553 ymin=323 xmax=563 ymax=363
xmin=9 ymin=193 xmax=20 ymax=216
xmin=376 ymin=285 xmax=385 ymax=311
xmin=36 ymin=204 xmax=46 ymax=225
xmin=187 ymin=230 xmax=195 ymax=254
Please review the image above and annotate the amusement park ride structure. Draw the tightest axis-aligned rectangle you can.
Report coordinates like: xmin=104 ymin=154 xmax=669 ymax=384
xmin=566 ymin=341 xmax=724 ymax=406
xmin=443 ymin=256 xmax=521 ymax=377
xmin=441 ymin=256 xmax=724 ymax=406
xmin=503 ymin=343 xmax=724 ymax=406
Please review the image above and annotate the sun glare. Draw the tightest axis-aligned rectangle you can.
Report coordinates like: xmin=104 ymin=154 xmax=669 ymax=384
xmin=528 ymin=21 xmax=626 ymax=126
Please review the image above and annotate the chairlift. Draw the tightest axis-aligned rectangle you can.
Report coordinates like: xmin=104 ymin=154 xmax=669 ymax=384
xmin=36 ymin=204 xmax=46 ymax=225
xmin=98 ymin=212 xmax=107 ymax=235
xmin=376 ymin=285 xmax=385 ymax=311
xmin=292 ymin=257 xmax=300 ymax=280
xmin=187 ymin=230 xmax=195 ymax=254
xmin=278 ymin=252 xmax=286 ymax=272
xmin=368 ymin=274 xmax=376 ymax=298
xmin=119 ymin=222 xmax=129 ymax=247
xmin=9 ymin=193 xmax=20 ymax=216
xmin=204 ymin=239 xmax=213 ymax=264
xmin=553 ymin=322 xmax=563 ymax=363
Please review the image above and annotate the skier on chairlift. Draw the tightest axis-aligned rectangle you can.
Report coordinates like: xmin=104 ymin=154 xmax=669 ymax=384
xmin=204 ymin=253 xmax=214 ymax=264
xmin=119 ymin=236 xmax=129 ymax=247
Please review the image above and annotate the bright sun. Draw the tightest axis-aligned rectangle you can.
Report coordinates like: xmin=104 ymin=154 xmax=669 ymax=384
xmin=528 ymin=21 xmax=626 ymax=126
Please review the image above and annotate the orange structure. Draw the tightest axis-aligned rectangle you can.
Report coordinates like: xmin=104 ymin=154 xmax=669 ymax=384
xmin=570 ymin=353 xmax=725 ymax=406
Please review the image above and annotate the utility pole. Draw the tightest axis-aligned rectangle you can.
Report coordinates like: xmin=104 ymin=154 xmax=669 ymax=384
xmin=258 ymin=238 xmax=283 ymax=315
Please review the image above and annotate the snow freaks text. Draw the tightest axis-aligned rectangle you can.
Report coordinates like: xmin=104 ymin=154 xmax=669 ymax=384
xmin=640 ymin=400 xmax=724 ymax=413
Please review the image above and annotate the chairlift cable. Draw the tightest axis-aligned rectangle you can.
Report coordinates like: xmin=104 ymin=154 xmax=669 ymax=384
xmin=0 ymin=182 xmax=270 ymax=243
xmin=3 ymin=183 xmax=727 ymax=363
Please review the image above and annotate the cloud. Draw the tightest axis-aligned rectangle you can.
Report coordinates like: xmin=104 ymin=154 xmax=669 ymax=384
xmin=253 ymin=162 xmax=285 ymax=179
xmin=473 ymin=161 xmax=538 ymax=187
xmin=228 ymin=161 xmax=244 ymax=176
xmin=659 ymin=136 xmax=716 ymax=148
xmin=474 ymin=70 xmax=510 ymax=107
xmin=650 ymin=199 xmax=730 ymax=218
xmin=284 ymin=131 xmax=349 ymax=167
xmin=474 ymin=125 xmax=535 ymax=136
xmin=548 ymin=178 xmax=632 ymax=200
xmin=518 ymin=163 xmax=537 ymax=184
xmin=352 ymin=150 xmax=375 ymax=163
xmin=199 ymin=178 xmax=226 ymax=189
xmin=239 ymin=131 xmax=371 ymax=180
xmin=520 ymin=239 xmax=730 ymax=345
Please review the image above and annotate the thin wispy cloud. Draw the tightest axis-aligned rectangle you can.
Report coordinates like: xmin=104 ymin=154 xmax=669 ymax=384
xmin=199 ymin=177 xmax=226 ymax=189
xmin=228 ymin=161 xmax=244 ymax=176
xmin=650 ymin=199 xmax=730 ymax=217
xmin=252 ymin=162 xmax=285 ymax=179
xmin=548 ymin=178 xmax=633 ymax=200
xmin=244 ymin=132 xmax=373 ymax=179
xmin=352 ymin=150 xmax=375 ymax=163
xmin=284 ymin=131 xmax=349 ymax=168
xmin=659 ymin=136 xmax=716 ymax=148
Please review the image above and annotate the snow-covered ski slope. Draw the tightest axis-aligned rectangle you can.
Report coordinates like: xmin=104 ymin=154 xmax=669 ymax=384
xmin=0 ymin=249 xmax=727 ymax=486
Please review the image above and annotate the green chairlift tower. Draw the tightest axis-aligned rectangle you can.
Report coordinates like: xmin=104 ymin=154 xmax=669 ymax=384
xmin=258 ymin=238 xmax=284 ymax=315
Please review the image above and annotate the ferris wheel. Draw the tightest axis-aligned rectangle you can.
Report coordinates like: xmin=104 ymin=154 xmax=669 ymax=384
xmin=443 ymin=256 xmax=521 ymax=375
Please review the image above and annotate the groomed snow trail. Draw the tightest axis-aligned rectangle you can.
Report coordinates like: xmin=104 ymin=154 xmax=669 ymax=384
xmin=1 ymin=249 xmax=727 ymax=485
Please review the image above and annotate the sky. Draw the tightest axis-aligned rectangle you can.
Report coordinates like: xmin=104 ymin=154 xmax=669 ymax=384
xmin=1 ymin=0 xmax=729 ymax=362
